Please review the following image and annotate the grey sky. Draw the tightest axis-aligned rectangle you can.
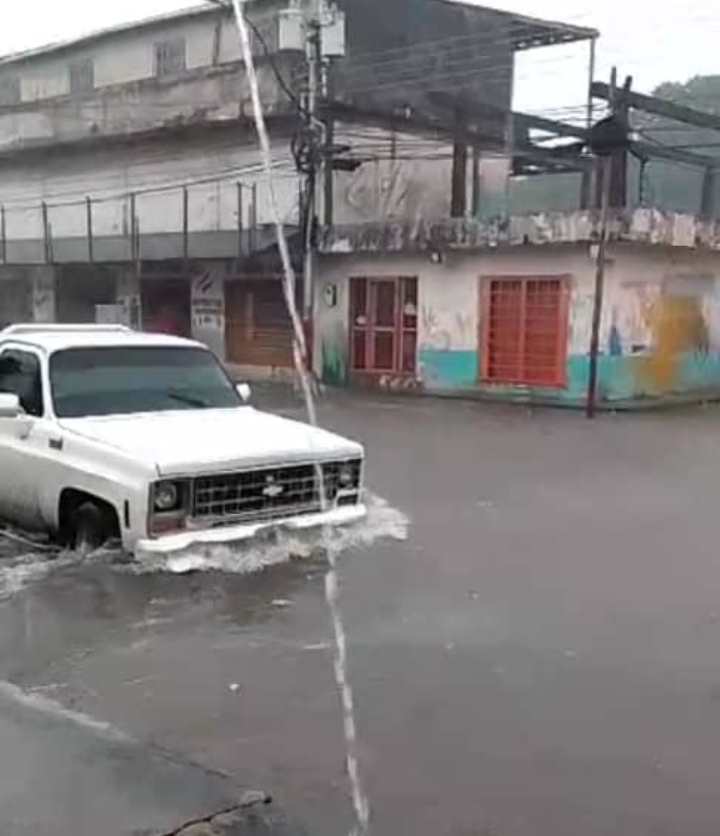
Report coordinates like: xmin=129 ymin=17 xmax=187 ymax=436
xmin=0 ymin=0 xmax=715 ymax=113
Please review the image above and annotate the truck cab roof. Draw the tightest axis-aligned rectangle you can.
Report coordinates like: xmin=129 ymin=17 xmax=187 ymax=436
xmin=0 ymin=324 xmax=202 ymax=354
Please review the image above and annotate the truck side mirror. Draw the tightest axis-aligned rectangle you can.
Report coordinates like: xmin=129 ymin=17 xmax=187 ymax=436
xmin=0 ymin=393 xmax=21 ymax=418
xmin=236 ymin=383 xmax=252 ymax=404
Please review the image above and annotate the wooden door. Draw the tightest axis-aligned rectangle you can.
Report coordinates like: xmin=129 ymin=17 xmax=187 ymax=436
xmin=226 ymin=280 xmax=294 ymax=367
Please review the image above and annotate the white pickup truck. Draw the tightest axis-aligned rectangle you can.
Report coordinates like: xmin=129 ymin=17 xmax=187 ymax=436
xmin=0 ymin=325 xmax=365 ymax=555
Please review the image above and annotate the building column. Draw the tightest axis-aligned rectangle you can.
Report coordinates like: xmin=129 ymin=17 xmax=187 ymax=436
xmin=30 ymin=266 xmax=56 ymax=323
xmin=117 ymin=268 xmax=141 ymax=329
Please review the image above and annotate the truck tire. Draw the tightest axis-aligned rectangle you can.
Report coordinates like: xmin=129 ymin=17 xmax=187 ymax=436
xmin=71 ymin=501 xmax=112 ymax=556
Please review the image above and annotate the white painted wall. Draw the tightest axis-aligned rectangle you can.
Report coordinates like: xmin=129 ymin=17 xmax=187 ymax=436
xmin=316 ymin=244 xmax=720 ymax=393
xmin=316 ymin=247 xmax=597 ymax=367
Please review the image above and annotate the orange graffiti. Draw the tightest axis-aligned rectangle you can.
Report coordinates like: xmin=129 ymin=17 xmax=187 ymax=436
xmin=640 ymin=296 xmax=709 ymax=390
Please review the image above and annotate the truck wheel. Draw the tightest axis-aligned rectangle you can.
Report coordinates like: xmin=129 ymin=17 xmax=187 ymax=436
xmin=71 ymin=502 xmax=111 ymax=557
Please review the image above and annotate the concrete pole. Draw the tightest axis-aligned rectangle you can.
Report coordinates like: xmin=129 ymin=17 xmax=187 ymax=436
xmin=586 ymin=70 xmax=617 ymax=419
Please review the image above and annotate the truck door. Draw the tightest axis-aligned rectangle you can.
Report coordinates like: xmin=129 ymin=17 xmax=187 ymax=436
xmin=0 ymin=346 xmax=50 ymax=530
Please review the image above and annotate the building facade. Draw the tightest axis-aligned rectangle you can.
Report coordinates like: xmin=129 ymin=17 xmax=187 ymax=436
xmin=314 ymin=211 xmax=720 ymax=405
xmin=0 ymin=0 xmax=595 ymax=381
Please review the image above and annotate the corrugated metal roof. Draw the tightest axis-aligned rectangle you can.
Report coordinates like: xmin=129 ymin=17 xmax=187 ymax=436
xmin=435 ymin=1 xmax=598 ymax=47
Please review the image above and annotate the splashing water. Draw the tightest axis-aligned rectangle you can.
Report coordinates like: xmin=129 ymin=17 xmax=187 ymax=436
xmin=132 ymin=492 xmax=407 ymax=577
xmin=0 ymin=492 xmax=408 ymax=597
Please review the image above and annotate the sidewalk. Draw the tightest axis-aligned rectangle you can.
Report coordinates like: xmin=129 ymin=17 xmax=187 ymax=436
xmin=0 ymin=681 xmax=300 ymax=836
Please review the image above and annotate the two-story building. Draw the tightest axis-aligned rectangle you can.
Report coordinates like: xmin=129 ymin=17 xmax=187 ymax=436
xmin=0 ymin=0 xmax=597 ymax=381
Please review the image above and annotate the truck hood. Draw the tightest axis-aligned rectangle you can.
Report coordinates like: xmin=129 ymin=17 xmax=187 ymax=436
xmin=60 ymin=407 xmax=363 ymax=476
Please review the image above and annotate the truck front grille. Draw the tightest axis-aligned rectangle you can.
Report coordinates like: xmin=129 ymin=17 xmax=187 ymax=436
xmin=193 ymin=464 xmax=319 ymax=523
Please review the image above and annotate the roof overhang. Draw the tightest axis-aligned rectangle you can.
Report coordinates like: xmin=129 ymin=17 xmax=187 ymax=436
xmin=435 ymin=0 xmax=598 ymax=50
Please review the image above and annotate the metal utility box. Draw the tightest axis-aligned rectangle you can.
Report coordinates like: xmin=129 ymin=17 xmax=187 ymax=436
xmin=277 ymin=7 xmax=304 ymax=51
xmin=322 ymin=9 xmax=346 ymax=57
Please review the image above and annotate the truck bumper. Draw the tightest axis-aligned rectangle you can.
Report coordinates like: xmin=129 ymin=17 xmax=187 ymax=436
xmin=135 ymin=503 xmax=367 ymax=555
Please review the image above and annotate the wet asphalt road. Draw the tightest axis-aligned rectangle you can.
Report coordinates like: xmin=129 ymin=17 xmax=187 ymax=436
xmin=3 ymin=391 xmax=720 ymax=835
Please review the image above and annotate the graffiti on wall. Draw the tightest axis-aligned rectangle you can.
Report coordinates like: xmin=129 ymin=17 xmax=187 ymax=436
xmin=420 ymin=306 xmax=473 ymax=351
xmin=321 ymin=328 xmax=347 ymax=386
xmin=640 ymin=295 xmax=710 ymax=390
xmin=604 ymin=277 xmax=715 ymax=393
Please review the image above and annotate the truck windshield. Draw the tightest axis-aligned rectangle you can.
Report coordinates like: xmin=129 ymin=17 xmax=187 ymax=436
xmin=50 ymin=346 xmax=242 ymax=418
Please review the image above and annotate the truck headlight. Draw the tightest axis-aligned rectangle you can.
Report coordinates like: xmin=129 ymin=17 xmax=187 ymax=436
xmin=338 ymin=464 xmax=356 ymax=488
xmin=154 ymin=481 xmax=181 ymax=512
xmin=323 ymin=460 xmax=361 ymax=502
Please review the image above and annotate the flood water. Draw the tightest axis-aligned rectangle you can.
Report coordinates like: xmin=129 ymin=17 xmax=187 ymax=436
xmin=4 ymin=395 xmax=720 ymax=835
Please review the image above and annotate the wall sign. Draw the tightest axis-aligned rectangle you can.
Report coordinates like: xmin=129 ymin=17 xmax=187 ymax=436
xmin=323 ymin=283 xmax=338 ymax=308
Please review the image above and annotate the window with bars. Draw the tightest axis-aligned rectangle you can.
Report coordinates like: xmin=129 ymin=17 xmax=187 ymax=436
xmin=0 ymin=75 xmax=20 ymax=106
xmin=350 ymin=277 xmax=418 ymax=374
xmin=154 ymin=38 xmax=187 ymax=78
xmin=481 ymin=276 xmax=569 ymax=388
xmin=69 ymin=59 xmax=95 ymax=94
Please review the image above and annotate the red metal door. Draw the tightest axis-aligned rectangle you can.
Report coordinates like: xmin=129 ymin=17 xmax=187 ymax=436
xmin=369 ymin=279 xmax=397 ymax=371
xmin=482 ymin=276 xmax=568 ymax=387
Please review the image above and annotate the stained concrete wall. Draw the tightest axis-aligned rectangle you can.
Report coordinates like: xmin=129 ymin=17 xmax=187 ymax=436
xmin=0 ymin=4 xmax=298 ymax=157
xmin=0 ymin=130 xmax=298 ymax=245
xmin=331 ymin=129 xmax=511 ymax=226
xmin=315 ymin=244 xmax=720 ymax=405
xmin=0 ymin=6 xmax=286 ymax=104
xmin=0 ymin=267 xmax=34 ymax=328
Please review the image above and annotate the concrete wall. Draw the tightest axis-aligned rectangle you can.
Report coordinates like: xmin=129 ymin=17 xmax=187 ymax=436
xmin=315 ymin=243 xmax=720 ymax=405
xmin=332 ymin=127 xmax=454 ymax=224
xmin=0 ymin=267 xmax=34 ymax=327
xmin=0 ymin=6 xmax=298 ymax=155
xmin=331 ymin=125 xmax=512 ymax=226
xmin=0 ymin=130 xmax=298 ymax=248
xmin=0 ymin=7 xmax=284 ymax=102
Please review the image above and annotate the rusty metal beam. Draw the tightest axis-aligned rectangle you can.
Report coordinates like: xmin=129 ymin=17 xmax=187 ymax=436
xmin=631 ymin=140 xmax=718 ymax=169
xmin=592 ymin=82 xmax=720 ymax=133
xmin=426 ymin=90 xmax=588 ymax=141
xmin=320 ymin=99 xmax=505 ymax=149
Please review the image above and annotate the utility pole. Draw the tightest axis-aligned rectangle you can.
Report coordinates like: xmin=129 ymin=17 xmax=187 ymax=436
xmin=585 ymin=153 xmax=612 ymax=419
xmin=206 ymin=0 xmax=329 ymax=372
xmin=302 ymin=9 xmax=323 ymax=362
xmin=586 ymin=68 xmax=630 ymax=418
xmin=579 ymin=36 xmax=597 ymax=210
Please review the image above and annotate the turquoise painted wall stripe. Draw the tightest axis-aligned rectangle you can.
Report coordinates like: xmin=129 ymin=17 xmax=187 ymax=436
xmin=419 ymin=349 xmax=720 ymax=403
xmin=419 ymin=349 xmax=478 ymax=389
